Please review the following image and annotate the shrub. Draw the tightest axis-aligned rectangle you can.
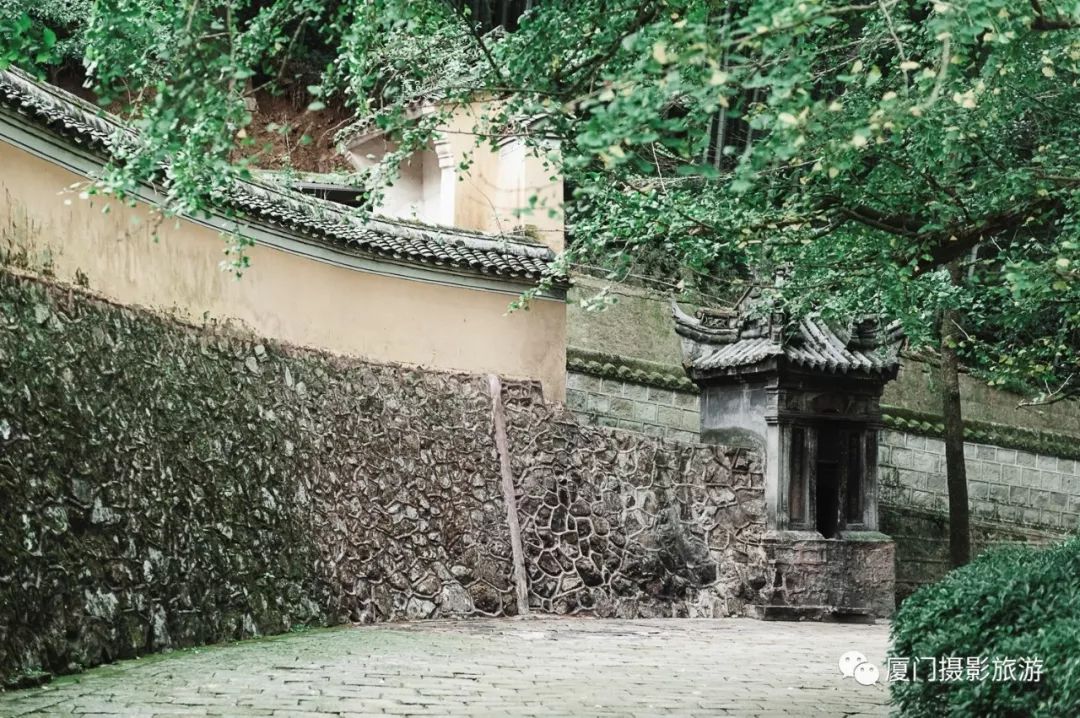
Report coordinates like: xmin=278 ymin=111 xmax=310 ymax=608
xmin=891 ymin=538 xmax=1080 ymax=717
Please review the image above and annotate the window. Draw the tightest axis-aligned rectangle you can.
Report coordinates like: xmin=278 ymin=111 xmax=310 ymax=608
xmin=702 ymin=89 xmax=762 ymax=170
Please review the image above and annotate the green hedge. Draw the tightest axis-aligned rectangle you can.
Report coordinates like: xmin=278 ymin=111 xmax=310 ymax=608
xmin=891 ymin=538 xmax=1080 ymax=717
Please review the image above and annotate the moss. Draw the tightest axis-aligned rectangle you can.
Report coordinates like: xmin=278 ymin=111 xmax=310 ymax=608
xmin=565 ymin=278 xmax=1080 ymax=437
xmin=567 ymin=346 xmax=698 ymax=393
xmin=0 ymin=269 xmax=518 ymax=685
xmin=882 ymin=406 xmax=1080 ymax=461
xmin=567 ymin=275 xmax=686 ymax=366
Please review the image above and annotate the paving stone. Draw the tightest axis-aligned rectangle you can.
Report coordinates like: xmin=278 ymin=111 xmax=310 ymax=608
xmin=0 ymin=619 xmax=890 ymax=717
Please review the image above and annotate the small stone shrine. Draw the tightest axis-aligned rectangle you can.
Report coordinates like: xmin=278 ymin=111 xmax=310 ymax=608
xmin=674 ymin=293 xmax=904 ymax=619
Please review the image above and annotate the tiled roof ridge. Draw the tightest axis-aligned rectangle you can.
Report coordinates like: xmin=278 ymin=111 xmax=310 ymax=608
xmin=673 ymin=299 xmax=903 ymax=376
xmin=566 ymin=346 xmax=699 ymax=393
xmin=226 ymin=176 xmax=554 ymax=259
xmin=0 ymin=65 xmax=133 ymax=150
xmin=366 ymin=217 xmax=555 ymax=260
xmin=337 ymin=92 xmax=445 ymax=145
xmin=248 ymin=169 xmax=552 ymax=258
xmin=0 ymin=66 xmax=559 ymax=285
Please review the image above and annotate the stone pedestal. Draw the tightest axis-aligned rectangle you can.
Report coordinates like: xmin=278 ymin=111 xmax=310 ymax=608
xmin=753 ymin=530 xmax=895 ymax=620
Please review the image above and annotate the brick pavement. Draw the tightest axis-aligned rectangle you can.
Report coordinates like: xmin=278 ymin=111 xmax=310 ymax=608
xmin=0 ymin=618 xmax=891 ymax=717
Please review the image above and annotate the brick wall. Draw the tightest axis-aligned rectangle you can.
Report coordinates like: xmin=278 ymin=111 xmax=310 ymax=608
xmin=566 ymin=371 xmax=699 ymax=442
xmin=879 ymin=430 xmax=1080 ymax=534
xmin=879 ymin=429 xmax=1080 ymax=599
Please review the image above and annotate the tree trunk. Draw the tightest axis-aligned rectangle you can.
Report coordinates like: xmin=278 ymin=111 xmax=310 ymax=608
xmin=940 ymin=261 xmax=971 ymax=568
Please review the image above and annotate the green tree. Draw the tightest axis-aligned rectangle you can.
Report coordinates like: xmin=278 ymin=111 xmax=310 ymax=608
xmin=2 ymin=0 xmax=1079 ymax=565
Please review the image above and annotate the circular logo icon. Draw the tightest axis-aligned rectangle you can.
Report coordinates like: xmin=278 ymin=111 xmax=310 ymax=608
xmin=854 ymin=662 xmax=880 ymax=686
xmin=839 ymin=650 xmax=868 ymax=678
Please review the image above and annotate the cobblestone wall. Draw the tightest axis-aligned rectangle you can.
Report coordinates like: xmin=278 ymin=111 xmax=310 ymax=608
xmin=504 ymin=382 xmax=768 ymax=618
xmin=1 ymin=271 xmax=767 ymax=687
xmin=0 ymin=271 xmax=518 ymax=686
xmin=566 ymin=371 xmax=700 ymax=442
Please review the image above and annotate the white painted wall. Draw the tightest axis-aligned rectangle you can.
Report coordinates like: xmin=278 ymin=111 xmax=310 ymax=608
xmin=343 ymin=103 xmax=564 ymax=253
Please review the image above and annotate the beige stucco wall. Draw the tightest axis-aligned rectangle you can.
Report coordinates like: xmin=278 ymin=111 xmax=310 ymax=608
xmin=0 ymin=140 xmax=566 ymax=399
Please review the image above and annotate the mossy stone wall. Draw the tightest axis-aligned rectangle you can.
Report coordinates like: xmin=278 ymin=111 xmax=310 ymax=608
xmin=568 ymin=275 xmax=1080 ymax=437
xmin=0 ymin=270 xmax=516 ymax=685
xmin=1 ymin=269 xmax=769 ymax=687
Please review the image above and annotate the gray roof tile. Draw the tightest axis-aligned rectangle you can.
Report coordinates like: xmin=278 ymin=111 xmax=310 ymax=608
xmin=0 ymin=67 xmax=558 ymax=285
xmin=673 ymin=299 xmax=903 ymax=379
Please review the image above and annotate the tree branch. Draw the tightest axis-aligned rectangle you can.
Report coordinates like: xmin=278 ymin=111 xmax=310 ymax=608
xmin=447 ymin=1 xmax=506 ymax=84
xmin=825 ymin=195 xmax=1061 ymax=275
xmin=911 ymin=198 xmax=1061 ymax=275
xmin=553 ymin=3 xmax=661 ymax=88
xmin=1017 ymin=374 xmax=1078 ymax=407
xmin=824 ymin=200 xmax=924 ymax=237
xmin=1031 ymin=0 xmax=1080 ymax=31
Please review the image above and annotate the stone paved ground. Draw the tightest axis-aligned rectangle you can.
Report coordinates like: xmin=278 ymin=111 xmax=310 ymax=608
xmin=0 ymin=618 xmax=892 ymax=717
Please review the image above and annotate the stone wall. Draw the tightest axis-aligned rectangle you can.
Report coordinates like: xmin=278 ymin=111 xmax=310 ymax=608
xmin=567 ymin=365 xmax=1080 ymax=603
xmin=881 ymin=431 xmax=1080 ymax=535
xmin=1 ymin=270 xmax=770 ymax=687
xmin=566 ymin=369 xmax=700 ymax=442
xmin=504 ymin=382 xmax=766 ymax=618
xmin=0 ymin=270 xmax=518 ymax=686
xmin=879 ymin=430 xmax=1080 ymax=599
xmin=759 ymin=535 xmax=895 ymax=620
